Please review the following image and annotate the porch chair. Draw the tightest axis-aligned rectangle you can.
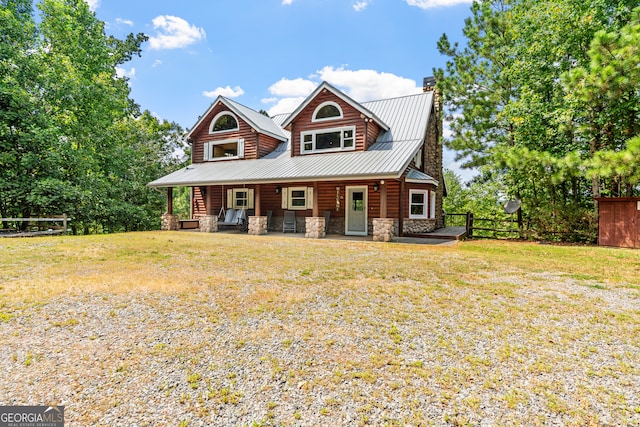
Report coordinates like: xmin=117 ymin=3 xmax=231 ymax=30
xmin=282 ymin=210 xmax=296 ymax=233
xmin=266 ymin=210 xmax=273 ymax=230
xmin=323 ymin=210 xmax=331 ymax=234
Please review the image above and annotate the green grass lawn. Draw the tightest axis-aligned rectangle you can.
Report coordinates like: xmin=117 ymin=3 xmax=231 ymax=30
xmin=0 ymin=231 xmax=639 ymax=425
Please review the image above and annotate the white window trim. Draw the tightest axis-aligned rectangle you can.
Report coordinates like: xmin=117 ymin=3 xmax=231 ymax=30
xmin=281 ymin=187 xmax=314 ymax=210
xmin=203 ymin=138 xmax=244 ymax=161
xmin=430 ymin=190 xmax=436 ymax=219
xmin=227 ymin=188 xmax=254 ymax=210
xmin=209 ymin=111 xmax=239 ymax=134
xmin=312 ymin=101 xmax=343 ymax=122
xmin=300 ymin=126 xmax=356 ymax=154
xmin=409 ymin=189 xmax=428 ymax=219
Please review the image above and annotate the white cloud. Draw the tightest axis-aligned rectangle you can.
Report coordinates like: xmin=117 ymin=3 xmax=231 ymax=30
xmin=148 ymin=16 xmax=206 ymax=50
xmin=152 ymin=59 xmax=163 ymax=68
xmin=268 ymin=78 xmax=317 ymax=97
xmin=405 ymin=0 xmax=473 ymax=9
xmin=116 ymin=66 xmax=135 ymax=79
xmin=266 ymin=97 xmax=307 ymax=116
xmin=203 ymin=86 xmax=245 ymax=99
xmin=116 ymin=18 xmax=134 ymax=26
xmin=262 ymin=67 xmax=423 ymax=116
xmin=315 ymin=66 xmax=422 ymax=101
xmin=353 ymin=1 xmax=370 ymax=11
xmin=85 ymin=0 xmax=99 ymax=11
xmin=282 ymin=0 xmax=294 ymax=4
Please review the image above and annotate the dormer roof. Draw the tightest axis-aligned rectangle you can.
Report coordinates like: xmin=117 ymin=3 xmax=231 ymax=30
xmin=186 ymin=96 xmax=288 ymax=142
xmin=281 ymin=81 xmax=389 ymax=131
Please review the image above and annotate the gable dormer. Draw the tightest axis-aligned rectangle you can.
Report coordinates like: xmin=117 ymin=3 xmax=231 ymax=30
xmin=282 ymin=82 xmax=389 ymax=157
xmin=187 ymin=96 xmax=287 ymax=163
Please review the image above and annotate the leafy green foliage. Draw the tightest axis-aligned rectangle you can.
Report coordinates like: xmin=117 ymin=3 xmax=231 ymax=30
xmin=0 ymin=0 xmax=186 ymax=233
xmin=437 ymin=0 xmax=640 ymax=242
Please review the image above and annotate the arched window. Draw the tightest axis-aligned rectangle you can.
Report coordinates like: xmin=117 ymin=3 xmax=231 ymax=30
xmin=312 ymin=102 xmax=342 ymax=122
xmin=210 ymin=112 xmax=239 ymax=133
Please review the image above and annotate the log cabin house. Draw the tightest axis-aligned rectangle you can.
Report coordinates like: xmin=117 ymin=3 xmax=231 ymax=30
xmin=148 ymin=78 xmax=445 ymax=241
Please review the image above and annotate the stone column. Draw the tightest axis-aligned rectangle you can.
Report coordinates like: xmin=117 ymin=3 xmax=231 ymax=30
xmin=373 ymin=218 xmax=396 ymax=242
xmin=248 ymin=216 xmax=268 ymax=235
xmin=161 ymin=213 xmax=180 ymax=231
xmin=199 ymin=215 xmax=218 ymax=233
xmin=305 ymin=217 xmax=325 ymax=239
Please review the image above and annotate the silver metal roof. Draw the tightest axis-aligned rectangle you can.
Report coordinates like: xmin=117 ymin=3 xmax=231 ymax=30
xmin=149 ymin=91 xmax=433 ymax=187
xmin=406 ymin=168 xmax=438 ymax=186
xmin=186 ymin=96 xmax=288 ymax=142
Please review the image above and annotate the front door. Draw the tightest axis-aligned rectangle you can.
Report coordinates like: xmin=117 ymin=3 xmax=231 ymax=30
xmin=346 ymin=186 xmax=367 ymax=236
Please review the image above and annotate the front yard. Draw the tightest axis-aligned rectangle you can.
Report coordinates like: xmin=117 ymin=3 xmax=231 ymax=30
xmin=0 ymin=232 xmax=638 ymax=426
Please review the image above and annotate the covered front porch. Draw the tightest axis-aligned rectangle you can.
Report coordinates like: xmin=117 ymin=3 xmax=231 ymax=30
xmin=157 ymin=176 xmax=439 ymax=242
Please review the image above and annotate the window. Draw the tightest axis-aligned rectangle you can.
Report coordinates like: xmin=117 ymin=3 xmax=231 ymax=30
xmin=300 ymin=126 xmax=355 ymax=154
xmin=290 ymin=189 xmax=306 ymax=208
xmin=234 ymin=189 xmax=248 ymax=209
xmin=210 ymin=112 xmax=238 ymax=133
xmin=313 ymin=102 xmax=342 ymax=122
xmin=203 ymin=139 xmax=245 ymax=161
xmin=227 ymin=188 xmax=254 ymax=209
xmin=281 ymin=187 xmax=314 ymax=210
xmin=409 ymin=190 xmax=428 ymax=219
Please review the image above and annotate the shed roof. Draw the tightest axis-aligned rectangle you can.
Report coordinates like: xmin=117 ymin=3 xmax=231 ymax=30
xmin=148 ymin=90 xmax=433 ymax=187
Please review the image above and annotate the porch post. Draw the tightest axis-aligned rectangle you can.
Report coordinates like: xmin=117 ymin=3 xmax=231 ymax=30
xmin=161 ymin=186 xmax=179 ymax=231
xmin=200 ymin=185 xmax=218 ymax=232
xmin=206 ymin=185 xmax=213 ymax=216
xmin=399 ymin=180 xmax=405 ymax=237
xmin=255 ymin=185 xmax=261 ymax=216
xmin=380 ymin=180 xmax=387 ymax=218
xmin=312 ymin=181 xmax=319 ymax=217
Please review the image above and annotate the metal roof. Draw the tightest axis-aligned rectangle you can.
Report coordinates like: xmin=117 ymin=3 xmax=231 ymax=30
xmin=149 ymin=90 xmax=433 ymax=187
xmin=186 ymin=96 xmax=288 ymax=142
xmin=406 ymin=168 xmax=438 ymax=186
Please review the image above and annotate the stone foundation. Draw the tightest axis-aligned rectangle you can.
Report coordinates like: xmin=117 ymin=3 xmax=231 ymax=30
xmin=248 ymin=216 xmax=268 ymax=235
xmin=199 ymin=215 xmax=218 ymax=233
xmin=403 ymin=218 xmax=437 ymax=235
xmin=373 ymin=218 xmax=397 ymax=242
xmin=161 ymin=214 xmax=180 ymax=231
xmin=305 ymin=217 xmax=326 ymax=239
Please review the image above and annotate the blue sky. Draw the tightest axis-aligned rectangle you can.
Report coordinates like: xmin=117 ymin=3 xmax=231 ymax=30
xmin=88 ymin=0 xmax=476 ymax=180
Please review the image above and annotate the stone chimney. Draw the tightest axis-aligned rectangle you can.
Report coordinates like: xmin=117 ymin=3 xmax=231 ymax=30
xmin=422 ymin=76 xmax=445 ymax=227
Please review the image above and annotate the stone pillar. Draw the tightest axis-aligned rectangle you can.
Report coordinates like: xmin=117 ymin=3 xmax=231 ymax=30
xmin=373 ymin=218 xmax=396 ymax=242
xmin=248 ymin=216 xmax=268 ymax=235
xmin=199 ymin=215 xmax=218 ymax=233
xmin=161 ymin=213 xmax=180 ymax=231
xmin=305 ymin=217 xmax=325 ymax=239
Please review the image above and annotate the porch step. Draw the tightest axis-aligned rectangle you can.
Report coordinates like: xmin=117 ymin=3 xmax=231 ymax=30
xmin=405 ymin=226 xmax=467 ymax=241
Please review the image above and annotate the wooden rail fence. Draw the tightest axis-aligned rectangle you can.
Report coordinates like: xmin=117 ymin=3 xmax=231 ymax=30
xmin=0 ymin=215 xmax=69 ymax=237
xmin=444 ymin=212 xmax=522 ymax=239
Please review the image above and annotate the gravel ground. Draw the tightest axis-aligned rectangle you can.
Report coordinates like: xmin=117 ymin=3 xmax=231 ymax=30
xmin=1 ymin=273 xmax=639 ymax=426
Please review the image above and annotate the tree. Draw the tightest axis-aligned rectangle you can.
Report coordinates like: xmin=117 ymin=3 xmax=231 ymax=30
xmin=437 ymin=0 xmax=640 ymax=242
xmin=1 ymin=0 xmax=184 ymax=233
xmin=566 ymin=7 xmax=640 ymax=197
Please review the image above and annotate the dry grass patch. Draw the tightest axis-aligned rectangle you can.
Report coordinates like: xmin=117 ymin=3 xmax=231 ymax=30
xmin=0 ymin=232 xmax=639 ymax=425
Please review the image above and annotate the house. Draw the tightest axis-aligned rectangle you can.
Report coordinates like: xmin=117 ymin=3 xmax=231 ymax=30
xmin=148 ymin=78 xmax=445 ymax=241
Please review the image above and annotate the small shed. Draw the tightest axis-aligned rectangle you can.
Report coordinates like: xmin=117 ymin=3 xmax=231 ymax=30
xmin=595 ymin=197 xmax=640 ymax=248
